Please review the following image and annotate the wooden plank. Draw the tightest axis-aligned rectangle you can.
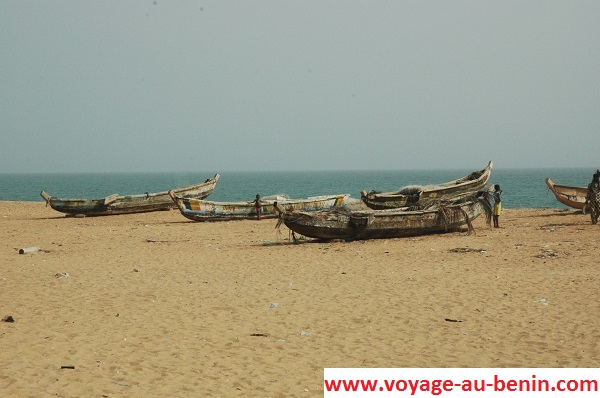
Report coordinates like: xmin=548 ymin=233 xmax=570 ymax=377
xmin=103 ymin=194 xmax=119 ymax=205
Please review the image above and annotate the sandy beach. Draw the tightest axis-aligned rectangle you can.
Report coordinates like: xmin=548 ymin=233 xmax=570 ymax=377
xmin=0 ymin=201 xmax=598 ymax=397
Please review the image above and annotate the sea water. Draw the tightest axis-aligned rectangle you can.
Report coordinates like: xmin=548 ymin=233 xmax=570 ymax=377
xmin=0 ymin=168 xmax=595 ymax=209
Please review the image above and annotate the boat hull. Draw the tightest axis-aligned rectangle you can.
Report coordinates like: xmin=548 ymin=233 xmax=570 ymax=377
xmin=545 ymin=178 xmax=589 ymax=211
xmin=284 ymin=192 xmax=490 ymax=241
xmin=361 ymin=161 xmax=493 ymax=209
xmin=41 ymin=174 xmax=220 ymax=216
xmin=171 ymin=194 xmax=349 ymax=222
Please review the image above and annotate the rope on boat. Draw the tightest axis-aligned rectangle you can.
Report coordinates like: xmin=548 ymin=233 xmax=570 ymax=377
xmin=272 ymin=201 xmax=301 ymax=243
xmin=438 ymin=205 xmax=474 ymax=234
xmin=479 ymin=192 xmax=493 ymax=227
xmin=434 ymin=191 xmax=492 ymax=235
xmin=273 ymin=201 xmax=286 ymax=230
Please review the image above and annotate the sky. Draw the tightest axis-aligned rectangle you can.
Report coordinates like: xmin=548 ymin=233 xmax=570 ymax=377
xmin=1 ymin=1 xmax=599 ymax=173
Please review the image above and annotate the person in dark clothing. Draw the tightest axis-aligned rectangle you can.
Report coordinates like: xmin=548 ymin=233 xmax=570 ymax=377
xmin=492 ymin=184 xmax=502 ymax=228
xmin=253 ymin=194 xmax=262 ymax=220
xmin=585 ymin=170 xmax=600 ymax=225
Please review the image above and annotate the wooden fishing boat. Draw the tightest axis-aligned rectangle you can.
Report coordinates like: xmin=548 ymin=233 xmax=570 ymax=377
xmin=40 ymin=174 xmax=220 ymax=216
xmin=545 ymin=178 xmax=589 ymax=212
xmin=360 ymin=161 xmax=493 ymax=209
xmin=282 ymin=191 xmax=492 ymax=241
xmin=169 ymin=192 xmax=349 ymax=222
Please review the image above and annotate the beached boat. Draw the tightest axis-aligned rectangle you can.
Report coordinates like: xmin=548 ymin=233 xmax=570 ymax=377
xmin=169 ymin=192 xmax=349 ymax=222
xmin=282 ymin=191 xmax=492 ymax=241
xmin=545 ymin=178 xmax=589 ymax=212
xmin=360 ymin=161 xmax=493 ymax=210
xmin=40 ymin=174 xmax=220 ymax=216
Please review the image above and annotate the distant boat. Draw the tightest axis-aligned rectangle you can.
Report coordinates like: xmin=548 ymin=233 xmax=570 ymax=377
xmin=282 ymin=191 xmax=492 ymax=241
xmin=545 ymin=178 xmax=589 ymax=212
xmin=40 ymin=174 xmax=220 ymax=216
xmin=169 ymin=192 xmax=349 ymax=222
xmin=360 ymin=161 xmax=493 ymax=210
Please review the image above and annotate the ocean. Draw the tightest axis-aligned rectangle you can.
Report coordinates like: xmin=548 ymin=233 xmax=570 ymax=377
xmin=0 ymin=167 xmax=595 ymax=209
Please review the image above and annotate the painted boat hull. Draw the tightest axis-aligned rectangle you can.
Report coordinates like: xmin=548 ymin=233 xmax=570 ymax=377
xmin=171 ymin=193 xmax=349 ymax=222
xmin=545 ymin=178 xmax=589 ymax=211
xmin=41 ymin=174 xmax=220 ymax=216
xmin=284 ymin=192 xmax=491 ymax=241
xmin=361 ymin=161 xmax=493 ymax=209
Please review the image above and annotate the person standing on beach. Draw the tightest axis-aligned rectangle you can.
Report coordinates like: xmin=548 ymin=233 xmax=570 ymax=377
xmin=585 ymin=170 xmax=600 ymax=224
xmin=253 ymin=194 xmax=262 ymax=220
xmin=492 ymin=184 xmax=502 ymax=228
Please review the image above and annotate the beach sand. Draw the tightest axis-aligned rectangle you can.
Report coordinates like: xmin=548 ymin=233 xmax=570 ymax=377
xmin=0 ymin=201 xmax=598 ymax=397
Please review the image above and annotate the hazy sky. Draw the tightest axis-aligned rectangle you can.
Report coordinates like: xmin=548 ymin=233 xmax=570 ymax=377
xmin=1 ymin=1 xmax=599 ymax=173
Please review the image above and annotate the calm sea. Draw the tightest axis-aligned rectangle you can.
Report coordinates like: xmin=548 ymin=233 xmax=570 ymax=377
xmin=0 ymin=168 xmax=594 ymax=209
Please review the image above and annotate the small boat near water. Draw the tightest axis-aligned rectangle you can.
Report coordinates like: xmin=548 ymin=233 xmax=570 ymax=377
xmin=282 ymin=191 xmax=492 ymax=241
xmin=41 ymin=174 xmax=220 ymax=216
xmin=169 ymin=192 xmax=349 ymax=222
xmin=545 ymin=178 xmax=589 ymax=212
xmin=360 ymin=161 xmax=493 ymax=209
